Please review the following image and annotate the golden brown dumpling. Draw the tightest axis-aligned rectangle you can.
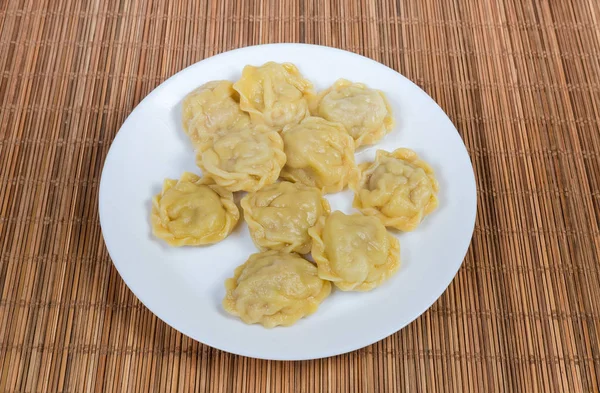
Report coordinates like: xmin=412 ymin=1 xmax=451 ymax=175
xmin=223 ymin=250 xmax=331 ymax=328
xmin=311 ymin=79 xmax=394 ymax=147
xmin=308 ymin=211 xmax=400 ymax=291
xmin=151 ymin=172 xmax=239 ymax=246
xmin=233 ymin=62 xmax=314 ymax=129
xmin=350 ymin=148 xmax=439 ymax=231
xmin=280 ymin=116 xmax=358 ymax=194
xmin=182 ymin=80 xmax=250 ymax=150
xmin=197 ymin=124 xmax=286 ymax=192
xmin=241 ymin=181 xmax=331 ymax=254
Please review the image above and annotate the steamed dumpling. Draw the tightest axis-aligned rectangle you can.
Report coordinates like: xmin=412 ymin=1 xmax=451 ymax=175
xmin=151 ymin=172 xmax=239 ymax=246
xmin=223 ymin=250 xmax=331 ymax=328
xmin=197 ymin=124 xmax=286 ymax=192
xmin=350 ymin=148 xmax=439 ymax=231
xmin=233 ymin=62 xmax=314 ymax=129
xmin=182 ymin=80 xmax=250 ymax=150
xmin=280 ymin=116 xmax=358 ymax=194
xmin=311 ymin=79 xmax=394 ymax=147
xmin=241 ymin=181 xmax=331 ymax=254
xmin=308 ymin=211 xmax=400 ymax=291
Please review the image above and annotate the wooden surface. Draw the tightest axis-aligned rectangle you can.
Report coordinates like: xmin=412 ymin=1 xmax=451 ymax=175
xmin=1 ymin=0 xmax=600 ymax=391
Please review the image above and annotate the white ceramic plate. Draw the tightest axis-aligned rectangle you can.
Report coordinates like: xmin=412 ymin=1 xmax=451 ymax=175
xmin=99 ymin=43 xmax=476 ymax=361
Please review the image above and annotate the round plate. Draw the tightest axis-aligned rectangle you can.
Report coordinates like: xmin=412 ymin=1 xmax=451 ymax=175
xmin=99 ymin=43 xmax=476 ymax=360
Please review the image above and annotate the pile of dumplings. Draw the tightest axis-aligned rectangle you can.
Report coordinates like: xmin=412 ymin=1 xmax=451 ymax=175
xmin=150 ymin=62 xmax=440 ymax=328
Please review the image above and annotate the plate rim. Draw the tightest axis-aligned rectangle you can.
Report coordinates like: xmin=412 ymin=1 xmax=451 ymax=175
xmin=99 ymin=43 xmax=477 ymax=360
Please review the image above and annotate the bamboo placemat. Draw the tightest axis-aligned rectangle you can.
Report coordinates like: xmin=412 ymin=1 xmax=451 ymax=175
xmin=1 ymin=0 xmax=600 ymax=391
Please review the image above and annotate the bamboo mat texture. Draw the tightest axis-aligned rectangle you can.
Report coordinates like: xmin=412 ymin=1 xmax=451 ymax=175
xmin=1 ymin=0 xmax=600 ymax=391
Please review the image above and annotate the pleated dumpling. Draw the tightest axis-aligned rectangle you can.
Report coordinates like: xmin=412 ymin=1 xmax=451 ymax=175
xmin=308 ymin=211 xmax=400 ymax=291
xmin=280 ymin=116 xmax=358 ymax=194
xmin=311 ymin=79 xmax=394 ymax=147
xmin=233 ymin=62 xmax=314 ymax=129
xmin=196 ymin=124 xmax=286 ymax=192
xmin=151 ymin=172 xmax=239 ymax=246
xmin=350 ymin=148 xmax=439 ymax=231
xmin=223 ymin=250 xmax=331 ymax=328
xmin=241 ymin=181 xmax=331 ymax=254
xmin=182 ymin=80 xmax=250 ymax=150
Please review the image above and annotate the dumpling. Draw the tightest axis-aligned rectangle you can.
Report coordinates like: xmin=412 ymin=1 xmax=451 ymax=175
xmin=151 ymin=172 xmax=239 ymax=246
xmin=223 ymin=250 xmax=331 ymax=328
xmin=308 ymin=211 xmax=400 ymax=291
xmin=311 ymin=79 xmax=394 ymax=147
xmin=280 ymin=116 xmax=358 ymax=194
xmin=197 ymin=124 xmax=286 ymax=192
xmin=233 ymin=62 xmax=314 ymax=129
xmin=350 ymin=148 xmax=439 ymax=231
xmin=182 ymin=80 xmax=250 ymax=150
xmin=241 ymin=181 xmax=331 ymax=254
